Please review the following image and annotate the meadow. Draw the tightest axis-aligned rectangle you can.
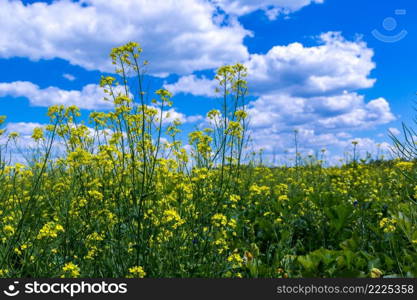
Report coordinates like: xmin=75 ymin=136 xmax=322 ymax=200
xmin=0 ymin=43 xmax=416 ymax=278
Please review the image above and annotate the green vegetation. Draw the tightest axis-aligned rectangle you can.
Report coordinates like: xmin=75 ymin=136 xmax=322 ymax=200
xmin=0 ymin=43 xmax=416 ymax=278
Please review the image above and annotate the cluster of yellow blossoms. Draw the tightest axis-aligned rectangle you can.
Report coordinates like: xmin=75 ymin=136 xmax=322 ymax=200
xmin=37 ymin=222 xmax=65 ymax=239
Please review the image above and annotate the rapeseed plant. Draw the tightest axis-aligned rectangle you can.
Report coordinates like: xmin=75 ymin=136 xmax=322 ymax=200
xmin=0 ymin=42 xmax=415 ymax=279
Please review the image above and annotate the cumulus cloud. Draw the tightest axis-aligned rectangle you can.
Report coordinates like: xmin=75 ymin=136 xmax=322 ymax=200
xmin=213 ymin=0 xmax=324 ymax=20
xmin=0 ymin=1 xmax=394 ymax=162
xmin=164 ymin=75 xmax=217 ymax=97
xmin=168 ymin=32 xmax=395 ymax=158
xmin=0 ymin=122 xmax=46 ymax=163
xmin=0 ymin=0 xmax=250 ymax=76
xmin=0 ymin=81 xmax=201 ymax=126
xmin=248 ymin=127 xmax=343 ymax=153
xmin=250 ymin=128 xmax=392 ymax=165
xmin=0 ymin=81 xmax=112 ymax=110
xmin=246 ymin=93 xmax=394 ymax=158
xmin=245 ymin=33 xmax=394 ymax=155
xmin=315 ymin=97 xmax=394 ymax=129
xmin=6 ymin=122 xmax=44 ymax=137
xmin=245 ymin=32 xmax=376 ymax=97
xmin=168 ymin=32 xmax=376 ymax=97
xmin=340 ymin=138 xmax=392 ymax=159
xmin=160 ymin=108 xmax=203 ymax=125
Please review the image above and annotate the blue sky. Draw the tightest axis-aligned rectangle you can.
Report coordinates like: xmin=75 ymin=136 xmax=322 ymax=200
xmin=1 ymin=0 xmax=416 ymax=163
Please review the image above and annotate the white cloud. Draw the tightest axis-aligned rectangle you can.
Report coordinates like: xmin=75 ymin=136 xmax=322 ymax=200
xmin=213 ymin=0 xmax=324 ymax=20
xmin=0 ymin=81 xmax=202 ymax=127
xmin=249 ymin=128 xmax=392 ymax=165
xmin=0 ymin=81 xmax=112 ymax=110
xmin=246 ymin=92 xmax=394 ymax=131
xmin=167 ymin=32 xmax=395 ymax=158
xmin=245 ymin=32 xmax=376 ymax=97
xmin=341 ymin=138 xmax=392 ymax=159
xmin=186 ymin=115 xmax=204 ymax=123
xmin=63 ymin=73 xmax=76 ymax=81
xmin=168 ymin=32 xmax=376 ymax=98
xmin=0 ymin=0 xmax=322 ymax=76
xmin=248 ymin=127 xmax=345 ymax=153
xmin=246 ymin=92 xmax=394 ymax=156
xmin=6 ymin=122 xmax=44 ymax=136
xmin=0 ymin=0 xmax=250 ymax=75
xmin=242 ymin=30 xmax=395 ymax=155
xmin=315 ymin=96 xmax=395 ymax=130
xmin=164 ymin=75 xmax=217 ymax=97
xmin=0 ymin=122 xmax=46 ymax=161
xmin=388 ymin=127 xmax=401 ymax=136
xmin=160 ymin=108 xmax=203 ymax=125
xmin=0 ymin=1 xmax=395 ymax=163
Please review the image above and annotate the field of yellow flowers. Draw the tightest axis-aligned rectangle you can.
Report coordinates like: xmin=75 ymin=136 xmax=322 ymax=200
xmin=0 ymin=43 xmax=416 ymax=278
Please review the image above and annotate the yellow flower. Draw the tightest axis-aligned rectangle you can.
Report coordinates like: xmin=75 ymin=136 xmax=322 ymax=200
xmin=213 ymin=238 xmax=229 ymax=254
xmin=127 ymin=266 xmax=146 ymax=278
xmin=67 ymin=148 xmax=92 ymax=166
xmin=87 ymin=190 xmax=104 ymax=201
xmin=370 ymin=268 xmax=383 ymax=278
xmin=31 ymin=127 xmax=44 ymax=140
xmin=37 ymin=222 xmax=64 ymax=239
xmin=275 ymin=183 xmax=288 ymax=194
xmin=61 ymin=262 xmax=80 ymax=278
xmin=84 ymin=246 xmax=98 ymax=260
xmin=162 ymin=209 xmax=185 ymax=229
xmin=278 ymin=195 xmax=289 ymax=201
xmin=86 ymin=232 xmax=105 ymax=242
xmin=395 ymin=161 xmax=413 ymax=171
xmin=229 ymin=194 xmax=241 ymax=203
xmin=275 ymin=217 xmax=283 ymax=224
xmin=249 ymin=184 xmax=270 ymax=196
xmin=379 ymin=218 xmax=396 ymax=233
xmin=212 ymin=213 xmax=228 ymax=227
xmin=3 ymin=225 xmax=15 ymax=236
xmin=234 ymin=110 xmax=248 ymax=120
xmin=8 ymin=132 xmax=19 ymax=139
xmin=227 ymin=252 xmax=244 ymax=269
